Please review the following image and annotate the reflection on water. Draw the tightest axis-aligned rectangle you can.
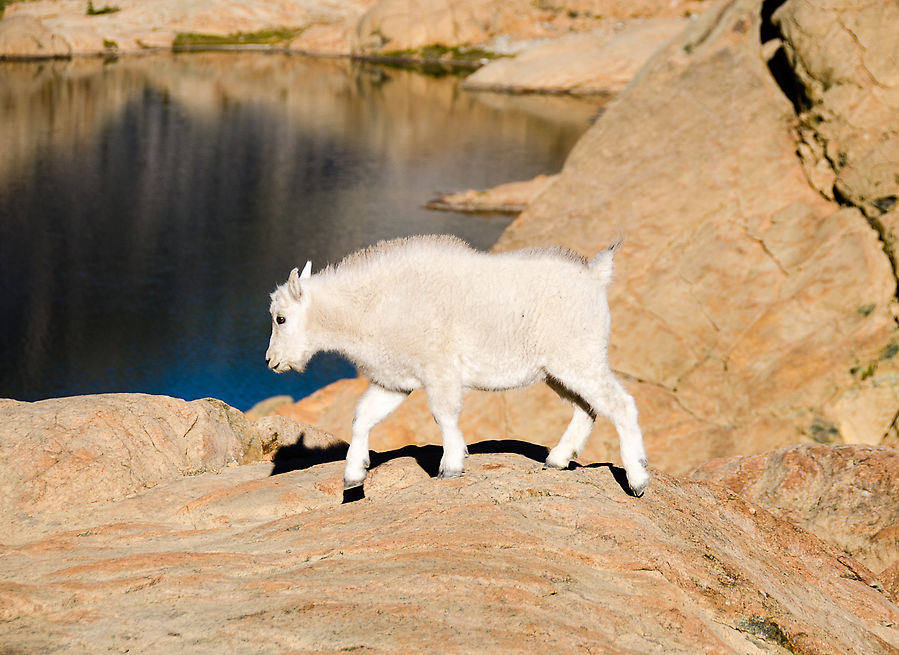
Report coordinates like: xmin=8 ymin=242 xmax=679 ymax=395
xmin=0 ymin=53 xmax=601 ymax=410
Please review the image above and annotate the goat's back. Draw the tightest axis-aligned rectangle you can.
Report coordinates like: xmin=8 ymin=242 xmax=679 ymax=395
xmin=324 ymin=235 xmax=609 ymax=342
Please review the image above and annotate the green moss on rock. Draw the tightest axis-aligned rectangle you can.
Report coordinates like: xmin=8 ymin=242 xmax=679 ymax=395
xmin=381 ymin=43 xmax=503 ymax=64
xmin=173 ymin=28 xmax=302 ymax=48
xmin=86 ymin=1 xmax=120 ymax=15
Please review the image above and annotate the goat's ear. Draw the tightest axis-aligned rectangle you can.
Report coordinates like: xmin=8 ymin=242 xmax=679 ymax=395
xmin=300 ymin=260 xmax=312 ymax=280
xmin=288 ymin=267 xmax=303 ymax=299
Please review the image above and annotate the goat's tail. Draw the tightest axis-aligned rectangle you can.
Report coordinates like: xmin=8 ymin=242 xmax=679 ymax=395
xmin=589 ymin=237 xmax=622 ymax=286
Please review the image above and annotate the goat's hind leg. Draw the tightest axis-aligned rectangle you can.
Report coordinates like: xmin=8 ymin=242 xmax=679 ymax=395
xmin=545 ymin=402 xmax=594 ymax=470
xmin=547 ymin=369 xmax=650 ymax=496
xmin=345 ymin=383 xmax=409 ymax=489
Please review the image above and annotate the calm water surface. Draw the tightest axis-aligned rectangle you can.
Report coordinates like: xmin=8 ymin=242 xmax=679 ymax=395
xmin=0 ymin=53 xmax=601 ymax=410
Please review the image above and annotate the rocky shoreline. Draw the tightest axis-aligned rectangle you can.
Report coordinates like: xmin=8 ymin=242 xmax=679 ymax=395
xmin=0 ymin=0 xmax=697 ymax=97
xmin=2 ymin=0 xmax=899 ymax=651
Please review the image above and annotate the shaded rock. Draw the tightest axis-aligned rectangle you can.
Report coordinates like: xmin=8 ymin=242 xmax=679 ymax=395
xmin=252 ymin=414 xmax=349 ymax=475
xmin=0 ymin=393 xmax=263 ymax=540
xmin=252 ymin=414 xmax=343 ymax=452
xmin=1 ymin=446 xmax=897 ymax=652
xmin=689 ymin=444 xmax=899 ymax=585
xmin=0 ymin=14 xmax=70 ymax=58
xmin=425 ymin=173 xmax=559 ymax=214
xmin=461 ymin=18 xmax=686 ymax=94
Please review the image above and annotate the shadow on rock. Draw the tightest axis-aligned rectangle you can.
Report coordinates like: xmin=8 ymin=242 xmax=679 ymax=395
xmin=273 ymin=437 xmax=555 ymax=478
xmin=335 ymin=438 xmax=632 ymax=502
xmin=269 ymin=436 xmax=349 ymax=476
xmin=369 ymin=438 xmax=553 ymax=479
xmin=271 ymin=435 xmax=633 ymax=501
xmin=573 ymin=461 xmax=638 ymax=497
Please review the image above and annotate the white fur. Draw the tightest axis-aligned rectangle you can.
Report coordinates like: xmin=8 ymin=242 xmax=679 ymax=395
xmin=266 ymin=235 xmax=649 ymax=495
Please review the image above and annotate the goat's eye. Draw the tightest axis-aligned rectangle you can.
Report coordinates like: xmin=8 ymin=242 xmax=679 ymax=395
xmin=276 ymin=316 xmax=286 ymax=325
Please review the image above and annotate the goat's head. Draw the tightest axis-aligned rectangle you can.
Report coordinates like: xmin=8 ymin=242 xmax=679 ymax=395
xmin=266 ymin=261 xmax=313 ymax=374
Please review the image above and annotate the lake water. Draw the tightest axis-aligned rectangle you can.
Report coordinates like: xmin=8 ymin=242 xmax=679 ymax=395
xmin=0 ymin=53 xmax=601 ymax=410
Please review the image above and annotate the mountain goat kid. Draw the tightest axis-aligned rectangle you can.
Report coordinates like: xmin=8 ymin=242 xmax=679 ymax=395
xmin=266 ymin=235 xmax=650 ymax=496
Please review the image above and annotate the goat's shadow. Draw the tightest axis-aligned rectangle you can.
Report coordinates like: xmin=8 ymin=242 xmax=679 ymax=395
xmin=268 ymin=436 xmax=349 ymax=477
xmin=269 ymin=434 xmax=633 ymax=503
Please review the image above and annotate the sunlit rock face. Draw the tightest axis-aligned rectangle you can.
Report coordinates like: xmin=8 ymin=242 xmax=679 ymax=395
xmin=0 ymin=0 xmax=375 ymax=57
xmin=690 ymin=443 xmax=899 ymax=597
xmin=461 ymin=18 xmax=687 ymax=95
xmin=1 ymin=398 xmax=897 ymax=652
xmin=0 ymin=393 xmax=261 ymax=540
xmin=773 ymin=0 xmax=899 ymax=221
xmin=0 ymin=15 xmax=71 ymax=58
xmin=489 ymin=0 xmax=899 ymax=473
xmin=0 ymin=0 xmax=705 ymax=59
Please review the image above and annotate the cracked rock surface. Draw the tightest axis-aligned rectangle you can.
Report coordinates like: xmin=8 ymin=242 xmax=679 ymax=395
xmin=1 ymin=430 xmax=898 ymax=653
xmin=772 ymin=0 xmax=899 ymax=222
xmin=0 ymin=394 xmax=263 ymax=541
xmin=691 ymin=443 xmax=899 ymax=599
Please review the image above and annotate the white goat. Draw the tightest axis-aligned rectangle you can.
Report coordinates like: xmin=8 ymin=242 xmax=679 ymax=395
xmin=266 ymin=235 xmax=649 ymax=496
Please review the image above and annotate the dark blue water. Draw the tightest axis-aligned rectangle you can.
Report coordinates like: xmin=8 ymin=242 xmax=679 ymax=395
xmin=0 ymin=53 xmax=599 ymax=410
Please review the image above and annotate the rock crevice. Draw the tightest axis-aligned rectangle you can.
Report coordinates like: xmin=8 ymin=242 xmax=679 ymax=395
xmin=758 ymin=1 xmax=899 ymax=327
xmin=771 ymin=1 xmax=899 ymax=216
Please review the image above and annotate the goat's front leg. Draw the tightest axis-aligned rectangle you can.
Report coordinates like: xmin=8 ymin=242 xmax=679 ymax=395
xmin=425 ymin=377 xmax=467 ymax=479
xmin=344 ymin=383 xmax=409 ymax=489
